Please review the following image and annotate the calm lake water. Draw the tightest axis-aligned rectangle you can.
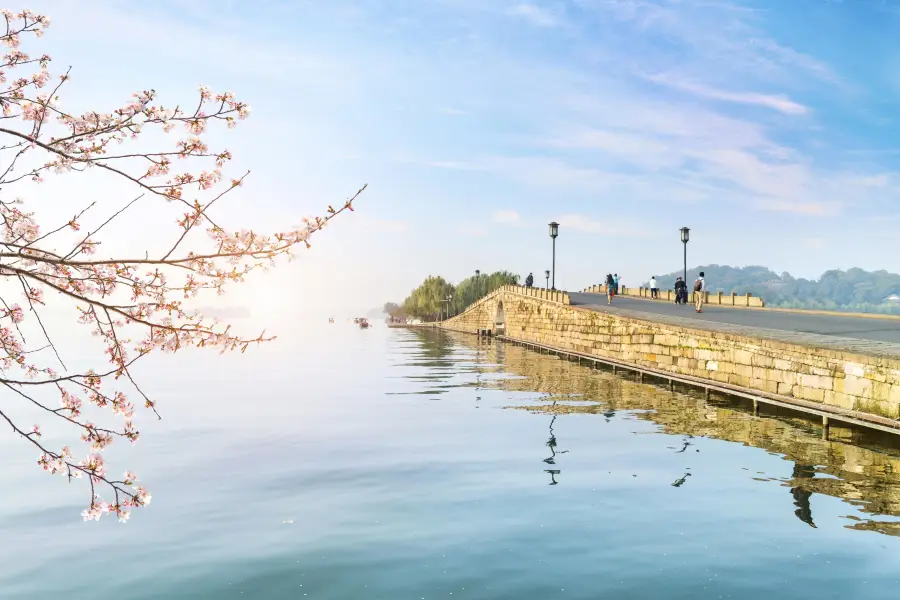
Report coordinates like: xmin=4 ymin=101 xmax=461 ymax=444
xmin=3 ymin=323 xmax=900 ymax=599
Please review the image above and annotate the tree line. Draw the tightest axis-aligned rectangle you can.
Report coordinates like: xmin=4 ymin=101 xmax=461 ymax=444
xmin=384 ymin=271 xmax=520 ymax=321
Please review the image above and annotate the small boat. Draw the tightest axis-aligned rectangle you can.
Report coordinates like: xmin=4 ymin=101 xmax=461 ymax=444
xmin=358 ymin=318 xmax=370 ymax=329
xmin=328 ymin=317 xmax=335 ymax=324
xmin=352 ymin=317 xmax=360 ymax=324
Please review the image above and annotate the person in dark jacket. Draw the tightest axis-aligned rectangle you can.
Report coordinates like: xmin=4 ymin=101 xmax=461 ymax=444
xmin=674 ymin=277 xmax=688 ymax=305
xmin=525 ymin=273 xmax=534 ymax=287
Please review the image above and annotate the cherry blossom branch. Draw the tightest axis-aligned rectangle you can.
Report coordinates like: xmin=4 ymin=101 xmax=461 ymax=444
xmin=0 ymin=8 xmax=364 ymax=522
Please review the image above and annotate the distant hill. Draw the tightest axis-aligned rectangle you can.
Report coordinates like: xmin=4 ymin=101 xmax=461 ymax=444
xmin=644 ymin=265 xmax=900 ymax=314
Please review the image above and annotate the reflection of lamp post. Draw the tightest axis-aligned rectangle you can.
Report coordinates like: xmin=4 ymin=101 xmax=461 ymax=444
xmin=680 ymin=227 xmax=690 ymax=286
xmin=545 ymin=269 xmax=550 ymax=290
xmin=542 ymin=402 xmax=568 ymax=484
xmin=549 ymin=222 xmax=559 ymax=290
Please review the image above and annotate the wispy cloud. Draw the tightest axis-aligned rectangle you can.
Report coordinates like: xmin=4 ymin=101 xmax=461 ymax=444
xmin=644 ymin=73 xmax=809 ymax=115
xmin=577 ymin=0 xmax=839 ymax=86
xmin=555 ymin=213 xmax=648 ymax=237
xmin=493 ymin=209 xmax=522 ymax=225
xmin=755 ymin=199 xmax=842 ymax=217
xmin=507 ymin=3 xmax=562 ymax=28
xmin=441 ymin=107 xmax=468 ymax=116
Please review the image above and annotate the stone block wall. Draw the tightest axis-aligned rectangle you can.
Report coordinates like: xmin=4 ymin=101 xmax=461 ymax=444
xmin=442 ymin=289 xmax=499 ymax=333
xmin=441 ymin=285 xmax=571 ymax=335
xmin=441 ymin=294 xmax=900 ymax=420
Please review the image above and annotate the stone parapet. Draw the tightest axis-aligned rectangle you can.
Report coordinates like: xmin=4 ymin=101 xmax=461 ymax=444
xmin=582 ymin=284 xmax=764 ymax=308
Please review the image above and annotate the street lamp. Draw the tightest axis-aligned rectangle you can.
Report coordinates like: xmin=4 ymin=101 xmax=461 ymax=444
xmin=475 ymin=269 xmax=480 ymax=299
xmin=545 ymin=269 xmax=550 ymax=290
xmin=548 ymin=222 xmax=559 ymax=290
xmin=446 ymin=294 xmax=453 ymax=319
xmin=680 ymin=227 xmax=690 ymax=285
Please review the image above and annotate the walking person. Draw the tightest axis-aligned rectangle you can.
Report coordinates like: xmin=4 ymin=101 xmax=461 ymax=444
xmin=694 ymin=271 xmax=706 ymax=313
xmin=605 ymin=273 xmax=615 ymax=305
xmin=613 ymin=273 xmax=619 ymax=295
xmin=525 ymin=272 xmax=534 ymax=288
xmin=649 ymin=276 xmax=658 ymax=299
xmin=674 ymin=277 xmax=687 ymax=304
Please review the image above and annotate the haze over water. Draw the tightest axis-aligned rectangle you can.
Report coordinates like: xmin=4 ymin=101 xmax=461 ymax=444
xmin=3 ymin=323 xmax=900 ymax=599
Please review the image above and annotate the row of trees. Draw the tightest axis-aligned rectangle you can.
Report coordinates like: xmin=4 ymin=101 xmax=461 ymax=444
xmin=651 ymin=265 xmax=900 ymax=313
xmin=385 ymin=271 xmax=519 ymax=321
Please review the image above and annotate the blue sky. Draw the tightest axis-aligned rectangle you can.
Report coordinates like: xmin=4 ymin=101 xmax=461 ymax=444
xmin=23 ymin=0 xmax=900 ymax=316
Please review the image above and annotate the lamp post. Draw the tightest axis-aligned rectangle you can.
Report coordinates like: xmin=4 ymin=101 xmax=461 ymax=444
xmin=475 ymin=269 xmax=480 ymax=300
xmin=680 ymin=227 xmax=690 ymax=286
xmin=446 ymin=294 xmax=453 ymax=319
xmin=548 ymin=222 xmax=559 ymax=290
xmin=545 ymin=269 xmax=550 ymax=290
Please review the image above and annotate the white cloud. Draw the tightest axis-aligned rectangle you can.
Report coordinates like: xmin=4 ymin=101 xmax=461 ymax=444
xmin=577 ymin=0 xmax=838 ymax=85
xmin=507 ymin=3 xmax=562 ymax=28
xmin=754 ymin=199 xmax=842 ymax=217
xmin=485 ymin=156 xmax=628 ymax=191
xmin=493 ymin=209 xmax=522 ymax=225
xmin=555 ymin=213 xmax=649 ymax=237
xmin=644 ymin=73 xmax=809 ymax=115
xmin=441 ymin=107 xmax=468 ymax=116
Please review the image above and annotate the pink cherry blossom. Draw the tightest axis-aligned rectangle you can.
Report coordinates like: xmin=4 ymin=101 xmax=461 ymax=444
xmin=0 ymin=10 xmax=364 ymax=522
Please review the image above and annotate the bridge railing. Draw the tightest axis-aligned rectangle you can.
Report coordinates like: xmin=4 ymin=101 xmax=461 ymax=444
xmin=500 ymin=285 xmax=571 ymax=305
xmin=582 ymin=284 xmax=764 ymax=308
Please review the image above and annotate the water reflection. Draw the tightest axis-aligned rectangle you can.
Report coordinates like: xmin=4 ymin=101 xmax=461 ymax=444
xmin=543 ymin=405 xmax=569 ymax=485
xmin=671 ymin=473 xmax=691 ymax=487
xmin=791 ymin=464 xmax=817 ymax=528
xmin=413 ymin=329 xmax=900 ymax=538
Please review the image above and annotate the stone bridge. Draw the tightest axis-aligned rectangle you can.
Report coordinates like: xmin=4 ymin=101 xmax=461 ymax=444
xmin=437 ymin=285 xmax=900 ymax=429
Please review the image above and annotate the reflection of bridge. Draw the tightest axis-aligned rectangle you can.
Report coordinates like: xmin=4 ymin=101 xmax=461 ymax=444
xmin=426 ymin=285 xmax=900 ymax=435
xmin=428 ymin=328 xmax=900 ymax=537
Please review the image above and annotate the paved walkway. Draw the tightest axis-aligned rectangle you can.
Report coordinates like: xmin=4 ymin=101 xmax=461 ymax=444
xmin=568 ymin=293 xmax=900 ymax=358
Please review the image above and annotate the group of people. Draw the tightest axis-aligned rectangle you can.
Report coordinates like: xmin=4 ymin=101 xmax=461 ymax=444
xmin=523 ymin=269 xmax=708 ymax=313
xmin=611 ymin=272 xmax=707 ymax=313
xmin=603 ymin=273 xmax=621 ymax=304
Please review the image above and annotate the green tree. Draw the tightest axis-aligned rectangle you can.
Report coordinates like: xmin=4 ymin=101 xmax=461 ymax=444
xmin=391 ymin=270 xmax=519 ymax=321
xmin=383 ymin=302 xmax=403 ymax=317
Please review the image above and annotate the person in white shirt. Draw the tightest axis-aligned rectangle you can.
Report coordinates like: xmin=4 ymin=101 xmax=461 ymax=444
xmin=694 ymin=271 xmax=706 ymax=313
xmin=649 ymin=276 xmax=658 ymax=299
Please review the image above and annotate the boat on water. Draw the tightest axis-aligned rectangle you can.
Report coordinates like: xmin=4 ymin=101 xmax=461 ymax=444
xmin=358 ymin=318 xmax=370 ymax=329
xmin=328 ymin=317 xmax=335 ymax=324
